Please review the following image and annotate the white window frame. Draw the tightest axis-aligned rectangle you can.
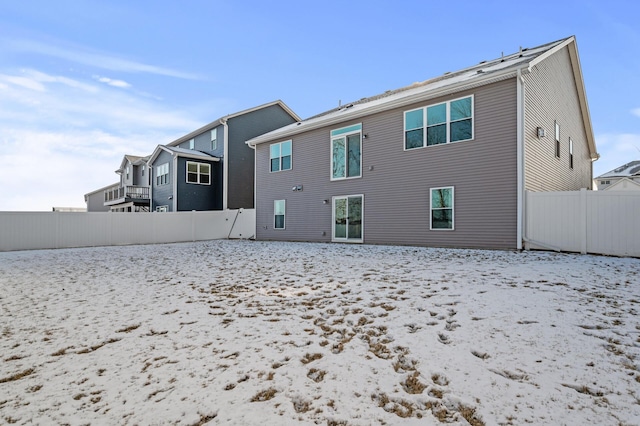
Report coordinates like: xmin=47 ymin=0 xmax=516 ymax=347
xmin=569 ymin=138 xmax=574 ymax=169
xmin=211 ymin=129 xmax=217 ymax=150
xmin=186 ymin=161 xmax=211 ymax=185
xmin=330 ymin=123 xmax=362 ymax=181
xmin=156 ymin=163 xmax=169 ymax=186
xmin=430 ymin=187 xmax=455 ymax=231
xmin=269 ymin=140 xmax=292 ymax=172
xmin=189 ymin=138 xmax=195 ymax=150
xmin=274 ymin=200 xmax=286 ymax=230
xmin=555 ymin=121 xmax=561 ymax=158
xmin=331 ymin=194 xmax=364 ymax=243
xmin=156 ymin=205 xmax=168 ymax=212
xmin=404 ymin=95 xmax=474 ymax=150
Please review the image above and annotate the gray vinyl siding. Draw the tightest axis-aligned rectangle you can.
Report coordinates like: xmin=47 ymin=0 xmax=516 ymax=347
xmin=177 ymin=125 xmax=223 ymax=157
xmin=255 ymin=79 xmax=518 ymax=249
xmin=227 ymin=104 xmax=298 ymax=209
xmin=85 ymin=191 xmax=110 ymax=212
xmin=524 ymin=46 xmax=592 ymax=190
xmin=175 ymin=158 xmax=221 ymax=211
xmin=151 ymin=151 xmax=174 ymax=212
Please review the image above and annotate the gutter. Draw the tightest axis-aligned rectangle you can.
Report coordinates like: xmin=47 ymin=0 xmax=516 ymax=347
xmin=516 ymin=69 xmax=525 ymax=251
xmin=221 ymin=118 xmax=229 ymax=210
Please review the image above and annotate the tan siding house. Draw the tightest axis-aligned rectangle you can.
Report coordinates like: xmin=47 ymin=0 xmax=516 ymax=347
xmin=248 ymin=36 xmax=598 ymax=250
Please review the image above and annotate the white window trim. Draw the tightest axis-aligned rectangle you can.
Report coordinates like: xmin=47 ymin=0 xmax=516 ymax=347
xmin=269 ymin=140 xmax=292 ymax=173
xmin=156 ymin=163 xmax=169 ymax=186
xmin=189 ymin=138 xmax=195 ymax=150
xmin=156 ymin=205 xmax=168 ymax=212
xmin=569 ymin=138 xmax=574 ymax=169
xmin=274 ymin=199 xmax=286 ymax=230
xmin=331 ymin=194 xmax=364 ymax=243
xmin=186 ymin=161 xmax=211 ymax=185
xmin=211 ymin=129 xmax=217 ymax=150
xmin=430 ymin=186 xmax=455 ymax=231
xmin=403 ymin=95 xmax=474 ymax=151
xmin=330 ymin=124 xmax=362 ymax=181
xmin=555 ymin=121 xmax=561 ymax=158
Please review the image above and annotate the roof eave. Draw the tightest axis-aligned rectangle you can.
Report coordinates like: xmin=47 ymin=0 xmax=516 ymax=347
xmin=248 ymin=69 xmax=522 ymax=147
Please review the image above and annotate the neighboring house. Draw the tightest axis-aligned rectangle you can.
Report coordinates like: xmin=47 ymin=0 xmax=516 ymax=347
xmin=85 ymin=155 xmax=151 ymax=212
xmin=149 ymin=100 xmax=299 ymax=212
xmin=247 ymin=36 xmax=598 ymax=250
xmin=86 ymin=100 xmax=299 ymax=213
xmin=595 ymin=160 xmax=640 ymax=191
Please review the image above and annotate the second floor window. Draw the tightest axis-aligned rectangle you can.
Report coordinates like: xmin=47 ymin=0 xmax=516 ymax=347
xmin=331 ymin=123 xmax=362 ymax=180
xmin=156 ymin=163 xmax=169 ymax=186
xmin=270 ymin=140 xmax=292 ymax=172
xmin=186 ymin=161 xmax=211 ymax=185
xmin=405 ymin=96 xmax=473 ymax=150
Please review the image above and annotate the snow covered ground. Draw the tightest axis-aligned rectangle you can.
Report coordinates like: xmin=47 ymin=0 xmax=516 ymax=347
xmin=1 ymin=240 xmax=639 ymax=425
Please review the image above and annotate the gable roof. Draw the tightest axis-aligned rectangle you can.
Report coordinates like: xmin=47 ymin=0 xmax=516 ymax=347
xmin=596 ymin=160 xmax=640 ymax=178
xmin=604 ymin=177 xmax=640 ymax=191
xmin=247 ymin=36 xmax=597 ymax=160
xmin=167 ymin=100 xmax=300 ymax=148
xmin=148 ymin=145 xmax=220 ymax=165
xmin=116 ymin=154 xmax=150 ymax=173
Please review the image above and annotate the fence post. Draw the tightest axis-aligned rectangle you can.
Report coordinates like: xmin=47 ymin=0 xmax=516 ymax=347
xmin=580 ymin=188 xmax=587 ymax=254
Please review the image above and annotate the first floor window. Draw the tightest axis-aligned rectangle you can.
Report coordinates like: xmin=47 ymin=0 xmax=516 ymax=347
xmin=270 ymin=140 xmax=292 ymax=172
xmin=331 ymin=124 xmax=362 ymax=180
xmin=156 ymin=205 xmax=168 ymax=212
xmin=405 ymin=96 xmax=473 ymax=150
xmin=156 ymin=163 xmax=169 ymax=185
xmin=430 ymin=187 xmax=454 ymax=230
xmin=333 ymin=195 xmax=363 ymax=242
xmin=274 ymin=200 xmax=285 ymax=229
xmin=186 ymin=161 xmax=211 ymax=184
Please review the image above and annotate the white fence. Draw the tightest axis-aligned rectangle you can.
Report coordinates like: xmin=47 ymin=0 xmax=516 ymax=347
xmin=0 ymin=209 xmax=255 ymax=252
xmin=525 ymin=189 xmax=640 ymax=257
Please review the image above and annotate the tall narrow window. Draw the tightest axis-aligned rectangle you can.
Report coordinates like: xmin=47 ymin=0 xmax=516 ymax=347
xmin=270 ymin=140 xmax=292 ymax=172
xmin=430 ymin=187 xmax=454 ymax=230
xmin=189 ymin=139 xmax=195 ymax=150
xmin=331 ymin=124 xmax=362 ymax=180
xmin=569 ymin=138 xmax=574 ymax=169
xmin=274 ymin=200 xmax=285 ymax=229
xmin=156 ymin=163 xmax=169 ymax=185
xmin=141 ymin=165 xmax=145 ymax=176
xmin=404 ymin=96 xmax=473 ymax=149
xmin=555 ymin=121 xmax=561 ymax=158
xmin=125 ymin=166 xmax=130 ymax=180
xmin=186 ymin=161 xmax=211 ymax=185
xmin=211 ymin=128 xmax=217 ymax=150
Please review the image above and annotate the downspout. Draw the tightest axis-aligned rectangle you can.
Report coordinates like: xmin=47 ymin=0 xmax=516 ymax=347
xmin=516 ymin=68 xmax=525 ymax=250
xmin=148 ymin=161 xmax=153 ymax=212
xmin=172 ymin=154 xmax=178 ymax=212
xmin=221 ymin=118 xmax=229 ymax=210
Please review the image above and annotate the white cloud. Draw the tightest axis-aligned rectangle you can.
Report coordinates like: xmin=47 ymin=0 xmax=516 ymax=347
xmin=93 ymin=75 xmax=131 ymax=88
xmin=0 ymin=68 xmax=224 ymax=211
xmin=593 ymin=132 xmax=640 ymax=176
xmin=632 ymin=108 xmax=640 ymax=118
xmin=2 ymin=38 xmax=201 ymax=80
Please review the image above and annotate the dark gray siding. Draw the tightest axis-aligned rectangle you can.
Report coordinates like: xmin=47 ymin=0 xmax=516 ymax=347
xmin=255 ymin=79 xmax=518 ymax=249
xmin=176 ymin=158 xmax=221 ymax=211
xmin=151 ymin=150 xmax=174 ymax=212
xmin=227 ymin=104 xmax=298 ymax=209
xmin=523 ymin=46 xmax=593 ymax=190
xmin=177 ymin=125 xmax=223 ymax=157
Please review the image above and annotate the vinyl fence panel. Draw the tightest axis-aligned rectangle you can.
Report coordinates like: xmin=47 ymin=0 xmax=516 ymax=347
xmin=0 ymin=209 xmax=255 ymax=252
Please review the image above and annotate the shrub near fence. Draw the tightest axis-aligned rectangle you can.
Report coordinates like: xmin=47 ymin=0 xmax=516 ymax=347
xmin=525 ymin=189 xmax=640 ymax=257
xmin=0 ymin=209 xmax=255 ymax=252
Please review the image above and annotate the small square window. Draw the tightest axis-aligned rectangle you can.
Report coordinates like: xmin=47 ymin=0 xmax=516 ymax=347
xmin=270 ymin=141 xmax=292 ymax=172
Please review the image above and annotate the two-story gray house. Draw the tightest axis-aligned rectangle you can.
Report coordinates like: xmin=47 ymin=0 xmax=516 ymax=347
xmin=86 ymin=100 xmax=299 ymax=213
xmin=85 ymin=154 xmax=151 ymax=212
xmin=247 ymin=36 xmax=598 ymax=250
xmin=148 ymin=100 xmax=299 ymax=212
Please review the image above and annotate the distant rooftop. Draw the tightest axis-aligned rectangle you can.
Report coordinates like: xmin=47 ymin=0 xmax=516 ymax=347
xmin=597 ymin=160 xmax=640 ymax=178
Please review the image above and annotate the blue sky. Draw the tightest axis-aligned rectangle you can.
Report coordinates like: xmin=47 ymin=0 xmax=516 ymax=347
xmin=0 ymin=0 xmax=638 ymax=210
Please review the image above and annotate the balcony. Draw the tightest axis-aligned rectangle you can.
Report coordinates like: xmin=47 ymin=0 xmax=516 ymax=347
xmin=104 ymin=185 xmax=150 ymax=206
